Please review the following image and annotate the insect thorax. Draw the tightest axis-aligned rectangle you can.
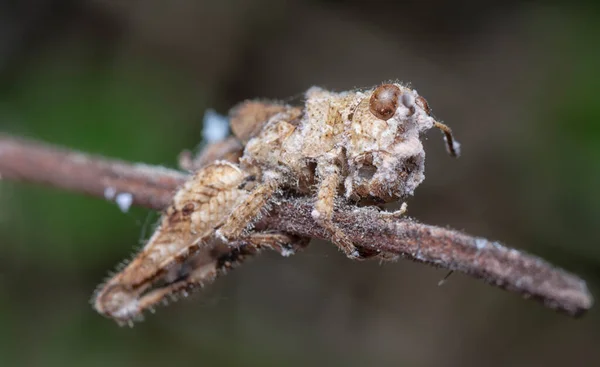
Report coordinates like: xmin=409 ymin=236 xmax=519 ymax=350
xmin=240 ymin=83 xmax=436 ymax=203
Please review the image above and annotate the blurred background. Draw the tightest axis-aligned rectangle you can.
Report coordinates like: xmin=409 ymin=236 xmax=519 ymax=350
xmin=1 ymin=1 xmax=599 ymax=366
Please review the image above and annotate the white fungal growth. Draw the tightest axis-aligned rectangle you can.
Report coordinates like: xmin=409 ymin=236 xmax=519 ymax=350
xmin=451 ymin=140 xmax=462 ymax=157
xmin=112 ymin=300 xmax=139 ymax=321
xmin=214 ymin=229 xmax=228 ymax=244
xmin=311 ymin=208 xmax=321 ymax=220
xmin=115 ymin=193 xmax=133 ymax=213
xmin=509 ymin=248 xmax=521 ymax=258
xmin=280 ymin=248 xmax=295 ymax=257
xmin=475 ymin=238 xmax=488 ymax=250
xmin=491 ymin=241 xmax=504 ymax=250
xmin=104 ymin=187 xmax=133 ymax=212
xmin=104 ymin=186 xmax=116 ymax=200
xmin=202 ymin=109 xmax=230 ymax=143
xmin=413 ymin=251 xmax=426 ymax=262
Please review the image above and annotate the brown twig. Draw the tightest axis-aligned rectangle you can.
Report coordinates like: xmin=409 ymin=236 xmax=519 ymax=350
xmin=0 ymin=134 xmax=186 ymax=210
xmin=0 ymin=134 xmax=593 ymax=316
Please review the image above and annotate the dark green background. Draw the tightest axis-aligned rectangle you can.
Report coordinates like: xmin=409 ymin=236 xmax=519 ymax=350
xmin=1 ymin=1 xmax=599 ymax=366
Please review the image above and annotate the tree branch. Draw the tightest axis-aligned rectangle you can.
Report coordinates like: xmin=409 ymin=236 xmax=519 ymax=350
xmin=0 ymin=134 xmax=185 ymax=210
xmin=0 ymin=134 xmax=593 ymax=316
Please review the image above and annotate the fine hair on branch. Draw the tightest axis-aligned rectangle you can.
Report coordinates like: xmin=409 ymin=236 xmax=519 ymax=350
xmin=0 ymin=134 xmax=593 ymax=317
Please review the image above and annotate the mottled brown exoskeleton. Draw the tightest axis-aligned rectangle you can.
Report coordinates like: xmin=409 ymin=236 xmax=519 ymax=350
xmin=93 ymin=82 xmax=458 ymax=324
xmin=218 ymin=83 xmax=459 ymax=258
xmin=94 ymin=153 xmax=308 ymax=325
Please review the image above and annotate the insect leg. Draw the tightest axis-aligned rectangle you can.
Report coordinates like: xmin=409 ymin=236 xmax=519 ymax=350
xmin=126 ymin=232 xmax=308 ymax=323
xmin=216 ymin=175 xmax=281 ymax=243
xmin=379 ymin=202 xmax=408 ymax=218
xmin=312 ymin=161 xmax=362 ymax=259
xmin=93 ymin=162 xmax=248 ymax=323
xmin=231 ymin=232 xmax=310 ymax=257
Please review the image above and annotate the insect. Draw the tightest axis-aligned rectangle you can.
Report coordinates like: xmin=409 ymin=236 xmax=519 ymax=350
xmin=93 ymin=82 xmax=459 ymax=324
xmin=94 ymin=151 xmax=308 ymax=324
xmin=217 ymin=83 xmax=459 ymax=258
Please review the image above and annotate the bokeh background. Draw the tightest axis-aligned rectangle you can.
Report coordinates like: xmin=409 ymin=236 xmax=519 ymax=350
xmin=1 ymin=1 xmax=599 ymax=366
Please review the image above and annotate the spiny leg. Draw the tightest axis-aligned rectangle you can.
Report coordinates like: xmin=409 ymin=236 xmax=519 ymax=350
xmin=130 ymin=232 xmax=309 ymax=321
xmin=216 ymin=174 xmax=281 ymax=243
xmin=94 ymin=162 xmax=249 ymax=322
xmin=312 ymin=160 xmax=361 ymax=259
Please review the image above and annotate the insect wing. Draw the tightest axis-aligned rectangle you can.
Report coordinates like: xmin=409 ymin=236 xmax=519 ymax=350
xmin=93 ymin=162 xmax=248 ymax=323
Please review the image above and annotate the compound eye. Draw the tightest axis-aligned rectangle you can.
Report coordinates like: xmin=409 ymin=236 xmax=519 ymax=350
xmin=369 ymin=84 xmax=401 ymax=121
xmin=415 ymin=95 xmax=431 ymax=115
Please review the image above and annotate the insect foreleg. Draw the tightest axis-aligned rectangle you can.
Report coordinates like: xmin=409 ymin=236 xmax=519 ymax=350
xmin=312 ymin=160 xmax=362 ymax=259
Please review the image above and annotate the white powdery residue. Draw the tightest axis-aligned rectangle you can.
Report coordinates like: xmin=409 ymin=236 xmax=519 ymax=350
xmin=414 ymin=112 xmax=434 ymax=130
xmin=393 ymin=136 xmax=423 ymax=158
xmin=452 ymin=140 xmax=461 ymax=157
xmin=70 ymin=153 xmax=90 ymax=164
xmin=515 ymin=276 xmax=532 ymax=288
xmin=263 ymin=170 xmax=281 ymax=181
xmin=350 ymin=207 xmax=367 ymax=216
xmin=344 ymin=176 xmax=354 ymax=199
xmin=475 ymin=237 xmax=487 ymax=250
xmin=508 ymin=248 xmax=521 ymax=258
xmin=104 ymin=186 xmax=116 ymax=200
xmin=311 ymin=208 xmax=321 ymax=220
xmin=111 ymin=299 xmax=139 ymax=321
xmin=491 ymin=241 xmax=505 ymax=250
xmin=412 ymin=251 xmax=426 ymax=262
xmin=115 ymin=193 xmax=133 ymax=213
xmin=280 ymin=248 xmax=295 ymax=257
xmin=202 ymin=109 xmax=230 ymax=143
xmin=215 ymin=229 xmax=228 ymax=244
xmin=399 ymin=202 xmax=408 ymax=214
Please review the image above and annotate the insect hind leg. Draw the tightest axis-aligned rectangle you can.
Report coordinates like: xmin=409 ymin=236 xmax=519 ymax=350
xmin=216 ymin=173 xmax=281 ymax=243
